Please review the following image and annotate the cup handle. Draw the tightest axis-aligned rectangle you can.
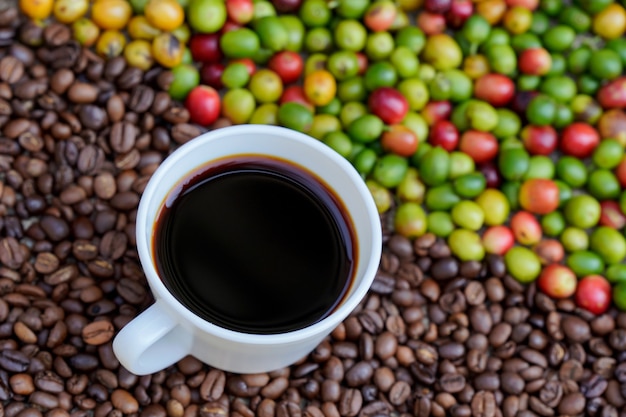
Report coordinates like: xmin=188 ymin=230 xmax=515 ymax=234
xmin=113 ymin=301 xmax=193 ymax=375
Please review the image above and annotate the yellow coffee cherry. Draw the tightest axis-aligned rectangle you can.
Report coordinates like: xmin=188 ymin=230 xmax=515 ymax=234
xmin=96 ymin=29 xmax=127 ymax=58
xmin=19 ymin=0 xmax=54 ymax=20
xmin=53 ymin=0 xmax=89 ymax=24
xmin=124 ymin=40 xmax=155 ymax=71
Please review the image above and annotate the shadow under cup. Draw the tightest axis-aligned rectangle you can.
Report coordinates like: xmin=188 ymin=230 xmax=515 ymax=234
xmin=123 ymin=125 xmax=382 ymax=373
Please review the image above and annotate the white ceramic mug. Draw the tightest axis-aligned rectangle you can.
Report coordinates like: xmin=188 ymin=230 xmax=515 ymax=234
xmin=112 ymin=124 xmax=382 ymax=375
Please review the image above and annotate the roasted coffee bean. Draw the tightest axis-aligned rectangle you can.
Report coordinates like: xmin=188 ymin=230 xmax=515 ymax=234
xmin=486 ymin=254 xmax=506 ymax=278
xmin=430 ymin=257 xmax=458 ymax=280
xmin=473 ymin=372 xmax=500 ymax=391
xmin=559 ymin=359 xmax=584 ymax=382
xmin=440 ymin=373 xmax=466 ymax=393
xmin=439 ymin=342 xmax=465 ymax=360
xmin=499 ymin=372 xmax=525 ymax=395
xmin=370 ymin=271 xmax=395 ymax=294
xmin=529 ymin=397 xmax=553 ymax=417
xmin=464 ymin=281 xmax=485 ymax=305
xmin=50 ymin=68 xmax=74 ymax=94
xmin=373 ymin=331 xmax=397 ymax=360
xmin=78 ymin=105 xmax=107 ymax=131
xmin=562 ymin=315 xmax=591 ymax=343
xmin=67 ymin=82 xmax=98 ymax=104
xmin=9 ymin=373 xmax=34 ymax=395
xmin=0 ymin=56 xmax=24 ymax=84
xmin=471 ymin=391 xmax=496 ymax=417
xmin=81 ymin=320 xmax=114 ymax=345
xmin=581 ymin=374 xmax=608 ymax=399
xmin=43 ymin=23 xmax=71 ymax=46
xmin=489 ymin=322 xmax=512 ymax=347
xmin=116 ymin=67 xmax=143 ymax=90
xmin=338 ymin=388 xmax=361 ymax=416
xmin=109 ymin=121 xmax=137 ymax=154
xmin=199 ymin=401 xmax=228 ymax=417
xmin=29 ymin=391 xmax=59 ymax=409
xmin=128 ymin=85 xmax=154 ymax=113
xmin=69 ymin=353 xmax=99 ymax=371
xmin=0 ymin=237 xmax=25 ymax=269
xmin=520 ymin=348 xmax=548 ymax=368
xmin=466 ymin=350 xmax=487 ymax=374
xmin=469 ymin=306 xmax=492 ymax=334
xmin=0 ymin=349 xmax=30 ymax=372
xmin=410 ymin=361 xmax=436 ymax=385
xmin=558 ymin=392 xmax=586 ymax=415
xmin=345 ymin=361 xmax=373 ymax=387
xmin=33 ymin=371 xmax=64 ymax=393
xmin=111 ymin=389 xmax=139 ymax=414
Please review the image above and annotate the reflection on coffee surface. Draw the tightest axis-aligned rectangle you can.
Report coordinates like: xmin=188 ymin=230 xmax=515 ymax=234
xmin=154 ymin=155 xmax=357 ymax=334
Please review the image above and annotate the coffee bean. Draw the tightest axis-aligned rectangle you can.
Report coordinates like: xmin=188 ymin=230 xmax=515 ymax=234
xmin=32 ymin=370 xmax=64 ymax=394
xmin=562 ymin=315 xmax=591 ymax=343
xmin=414 ymin=342 xmax=438 ymax=366
xmin=42 ymin=22 xmax=70 ymax=46
xmin=419 ymin=278 xmax=440 ymax=303
xmin=558 ymin=392 xmax=586 ymax=415
xmin=430 ymin=257 xmax=458 ymax=280
xmin=0 ymin=349 xmax=29 ymax=372
xmin=440 ymin=373 xmax=466 ymax=393
xmin=9 ymin=373 xmax=34 ymax=395
xmin=559 ymin=359 xmax=584 ymax=382
xmin=344 ymin=361 xmax=373 ymax=387
xmin=116 ymin=278 xmax=146 ymax=304
xmin=529 ymin=397 xmax=554 ymax=417
xmin=410 ymin=361 xmax=436 ymax=385
xmin=199 ymin=401 xmax=228 ymax=417
xmin=488 ymin=324 xmax=510 ymax=349
xmin=371 ymin=331 xmax=395 ymax=360
xmin=470 ymin=306 xmax=493 ymax=334
xmin=338 ymin=388 xmax=361 ymax=417
xmin=49 ymin=69 xmax=74 ymax=95
xmin=520 ymin=348 xmax=548 ymax=368
xmin=128 ymin=85 xmax=154 ymax=113
xmin=0 ymin=237 xmax=25 ymax=269
xmin=111 ymin=389 xmax=139 ymax=414
xmin=0 ymin=56 xmax=24 ymax=84
xmin=81 ymin=320 xmax=114 ymax=345
xmin=464 ymin=281 xmax=485 ymax=306
xmin=116 ymin=67 xmax=143 ymax=90
xmin=582 ymin=374 xmax=608 ymax=399
xmin=69 ymin=353 xmax=99 ymax=371
xmin=471 ymin=391 xmax=496 ymax=417
xmin=485 ymin=254 xmax=506 ymax=277
xmin=499 ymin=371 xmax=525 ymax=395
xmin=473 ymin=372 xmax=500 ymax=391
xmin=465 ymin=350 xmax=487 ymax=375
xmin=29 ymin=391 xmax=59 ymax=410
xmin=0 ymin=5 xmax=17 ymax=26
xmin=438 ymin=342 xmax=464 ymax=360
xmin=258 ymin=376 xmax=286 ymax=400
xmin=171 ymin=123 xmax=202 ymax=144
xmin=67 ymin=82 xmax=98 ymax=104
xmin=370 ymin=271 xmax=395 ymax=294
xmin=109 ymin=121 xmax=137 ymax=154
xmin=39 ymin=215 xmax=69 ymax=242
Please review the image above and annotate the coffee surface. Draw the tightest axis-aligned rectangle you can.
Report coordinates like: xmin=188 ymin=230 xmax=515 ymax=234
xmin=154 ymin=156 xmax=356 ymax=334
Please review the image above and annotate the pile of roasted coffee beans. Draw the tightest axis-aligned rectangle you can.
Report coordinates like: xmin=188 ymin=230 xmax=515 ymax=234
xmin=1 ymin=7 xmax=626 ymax=417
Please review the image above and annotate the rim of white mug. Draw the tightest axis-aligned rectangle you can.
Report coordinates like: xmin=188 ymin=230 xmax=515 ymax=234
xmin=136 ymin=124 xmax=383 ymax=345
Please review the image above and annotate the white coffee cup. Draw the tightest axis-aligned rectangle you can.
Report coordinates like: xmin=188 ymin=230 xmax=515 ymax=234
xmin=112 ymin=125 xmax=382 ymax=375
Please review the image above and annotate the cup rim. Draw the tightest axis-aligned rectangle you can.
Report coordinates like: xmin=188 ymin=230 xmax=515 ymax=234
xmin=136 ymin=124 xmax=382 ymax=345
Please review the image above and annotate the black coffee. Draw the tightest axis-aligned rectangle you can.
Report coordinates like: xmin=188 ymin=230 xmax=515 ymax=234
xmin=154 ymin=154 xmax=357 ymax=334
